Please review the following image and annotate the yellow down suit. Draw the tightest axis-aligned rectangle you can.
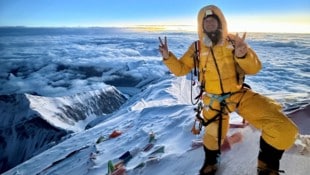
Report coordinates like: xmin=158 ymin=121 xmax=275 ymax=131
xmin=163 ymin=5 xmax=298 ymax=150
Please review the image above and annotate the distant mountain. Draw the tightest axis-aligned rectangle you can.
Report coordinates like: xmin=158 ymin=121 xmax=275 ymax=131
xmin=0 ymin=86 xmax=126 ymax=173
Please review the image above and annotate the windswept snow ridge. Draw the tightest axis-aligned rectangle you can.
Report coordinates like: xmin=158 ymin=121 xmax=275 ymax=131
xmin=3 ymin=77 xmax=310 ymax=175
xmin=0 ymin=86 xmax=126 ymax=173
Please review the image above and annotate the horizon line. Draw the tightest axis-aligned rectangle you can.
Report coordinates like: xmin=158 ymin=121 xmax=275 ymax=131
xmin=0 ymin=25 xmax=309 ymax=34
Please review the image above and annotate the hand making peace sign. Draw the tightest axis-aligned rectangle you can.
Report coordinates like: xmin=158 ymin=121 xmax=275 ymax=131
xmin=233 ymin=32 xmax=248 ymax=58
xmin=158 ymin=36 xmax=169 ymax=60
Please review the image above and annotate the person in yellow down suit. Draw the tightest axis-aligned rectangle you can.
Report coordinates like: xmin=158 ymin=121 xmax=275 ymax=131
xmin=158 ymin=4 xmax=298 ymax=175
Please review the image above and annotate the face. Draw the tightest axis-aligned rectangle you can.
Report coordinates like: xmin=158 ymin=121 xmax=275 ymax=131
xmin=203 ymin=17 xmax=219 ymax=32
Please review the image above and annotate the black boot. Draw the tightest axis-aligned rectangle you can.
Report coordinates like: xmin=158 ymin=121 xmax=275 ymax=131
xmin=257 ymin=137 xmax=284 ymax=175
xmin=199 ymin=146 xmax=220 ymax=175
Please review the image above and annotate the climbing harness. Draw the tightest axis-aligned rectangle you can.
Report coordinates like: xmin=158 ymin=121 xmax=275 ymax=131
xmin=190 ymin=38 xmax=251 ymax=152
xmin=191 ymin=93 xmax=232 ymax=152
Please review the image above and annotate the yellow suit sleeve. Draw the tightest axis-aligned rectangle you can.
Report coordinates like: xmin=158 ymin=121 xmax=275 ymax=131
xmin=235 ymin=48 xmax=262 ymax=75
xmin=163 ymin=43 xmax=195 ymax=76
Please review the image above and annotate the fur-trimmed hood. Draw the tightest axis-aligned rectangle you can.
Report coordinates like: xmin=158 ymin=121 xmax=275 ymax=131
xmin=197 ymin=5 xmax=228 ymax=47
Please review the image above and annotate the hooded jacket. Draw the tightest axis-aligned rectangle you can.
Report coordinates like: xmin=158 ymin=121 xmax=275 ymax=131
xmin=164 ymin=5 xmax=262 ymax=94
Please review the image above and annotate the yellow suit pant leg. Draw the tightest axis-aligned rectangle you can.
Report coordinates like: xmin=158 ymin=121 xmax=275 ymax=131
xmin=202 ymin=98 xmax=230 ymax=150
xmin=203 ymin=116 xmax=229 ymax=150
xmin=237 ymin=90 xmax=298 ymax=150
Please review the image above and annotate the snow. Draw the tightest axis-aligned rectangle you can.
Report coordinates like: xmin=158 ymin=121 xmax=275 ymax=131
xmin=0 ymin=87 xmax=126 ymax=173
xmin=0 ymin=28 xmax=309 ymax=174
xmin=25 ymin=86 xmax=126 ymax=132
xmin=3 ymin=76 xmax=310 ymax=175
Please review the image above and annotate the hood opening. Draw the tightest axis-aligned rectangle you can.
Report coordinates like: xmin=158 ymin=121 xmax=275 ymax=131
xmin=197 ymin=5 xmax=228 ymax=46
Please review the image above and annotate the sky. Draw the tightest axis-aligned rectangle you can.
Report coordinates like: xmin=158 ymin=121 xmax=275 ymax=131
xmin=0 ymin=0 xmax=310 ymax=33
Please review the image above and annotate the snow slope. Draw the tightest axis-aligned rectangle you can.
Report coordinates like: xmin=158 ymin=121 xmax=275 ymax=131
xmin=1 ymin=28 xmax=309 ymax=174
xmin=3 ymin=76 xmax=310 ymax=175
xmin=26 ymin=86 xmax=126 ymax=132
xmin=0 ymin=86 xmax=126 ymax=173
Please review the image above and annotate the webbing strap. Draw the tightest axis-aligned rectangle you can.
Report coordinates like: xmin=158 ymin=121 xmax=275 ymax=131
xmin=191 ymin=40 xmax=202 ymax=105
xmin=197 ymin=101 xmax=226 ymax=154
xmin=195 ymin=92 xmax=231 ymax=127
xmin=197 ymin=93 xmax=230 ymax=154
xmin=210 ymin=48 xmax=225 ymax=93
xmin=207 ymin=93 xmax=231 ymax=108
xmin=193 ymin=40 xmax=200 ymax=78
xmin=218 ymin=105 xmax=223 ymax=153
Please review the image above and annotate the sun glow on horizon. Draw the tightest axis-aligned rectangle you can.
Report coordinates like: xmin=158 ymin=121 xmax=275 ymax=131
xmin=125 ymin=19 xmax=310 ymax=34
xmin=230 ymin=22 xmax=310 ymax=34
xmin=5 ymin=17 xmax=309 ymax=34
xmin=123 ymin=22 xmax=310 ymax=34
xmin=227 ymin=13 xmax=310 ymax=33
xmin=121 ymin=14 xmax=310 ymax=33
xmin=124 ymin=25 xmax=196 ymax=32
xmin=116 ymin=13 xmax=310 ymax=34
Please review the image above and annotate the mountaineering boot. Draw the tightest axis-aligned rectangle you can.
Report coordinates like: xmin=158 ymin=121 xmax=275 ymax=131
xmin=199 ymin=146 xmax=220 ymax=175
xmin=257 ymin=160 xmax=284 ymax=175
xmin=199 ymin=164 xmax=218 ymax=175
xmin=257 ymin=137 xmax=284 ymax=175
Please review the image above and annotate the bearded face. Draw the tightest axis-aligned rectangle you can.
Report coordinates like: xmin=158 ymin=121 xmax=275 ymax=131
xmin=203 ymin=15 xmax=222 ymax=45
